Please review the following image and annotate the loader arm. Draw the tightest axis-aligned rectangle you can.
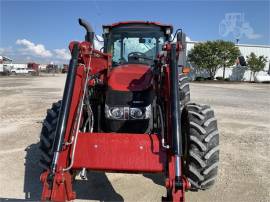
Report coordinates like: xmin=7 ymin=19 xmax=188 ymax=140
xmin=40 ymin=41 xmax=111 ymax=201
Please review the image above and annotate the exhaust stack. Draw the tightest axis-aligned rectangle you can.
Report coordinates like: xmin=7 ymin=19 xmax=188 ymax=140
xmin=78 ymin=18 xmax=95 ymax=44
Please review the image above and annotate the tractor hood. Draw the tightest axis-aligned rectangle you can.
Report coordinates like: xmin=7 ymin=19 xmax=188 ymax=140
xmin=108 ymin=64 xmax=153 ymax=91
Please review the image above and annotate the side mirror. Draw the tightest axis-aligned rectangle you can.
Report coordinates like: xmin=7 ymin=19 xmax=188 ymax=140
xmin=177 ymin=32 xmax=182 ymax=42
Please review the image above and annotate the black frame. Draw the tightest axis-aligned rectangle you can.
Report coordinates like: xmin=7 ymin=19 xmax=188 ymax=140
xmin=103 ymin=24 xmax=170 ymax=64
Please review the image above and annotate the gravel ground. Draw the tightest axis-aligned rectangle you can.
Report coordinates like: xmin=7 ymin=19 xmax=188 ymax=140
xmin=0 ymin=75 xmax=269 ymax=202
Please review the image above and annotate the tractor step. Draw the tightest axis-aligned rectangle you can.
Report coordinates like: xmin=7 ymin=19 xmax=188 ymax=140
xmin=72 ymin=133 xmax=166 ymax=172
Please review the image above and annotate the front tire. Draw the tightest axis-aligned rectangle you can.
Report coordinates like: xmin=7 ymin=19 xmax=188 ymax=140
xmin=39 ymin=101 xmax=61 ymax=170
xmin=179 ymin=73 xmax=190 ymax=106
xmin=183 ymin=103 xmax=219 ymax=190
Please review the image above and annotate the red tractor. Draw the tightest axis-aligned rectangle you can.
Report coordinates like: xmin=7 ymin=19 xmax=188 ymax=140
xmin=39 ymin=19 xmax=219 ymax=202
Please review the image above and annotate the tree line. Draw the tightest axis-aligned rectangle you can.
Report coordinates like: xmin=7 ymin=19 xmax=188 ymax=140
xmin=188 ymin=40 xmax=268 ymax=81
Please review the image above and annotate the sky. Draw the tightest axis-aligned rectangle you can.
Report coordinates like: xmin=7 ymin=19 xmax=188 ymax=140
xmin=0 ymin=0 xmax=269 ymax=64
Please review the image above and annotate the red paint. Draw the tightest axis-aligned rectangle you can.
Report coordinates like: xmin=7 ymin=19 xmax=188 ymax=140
xmin=41 ymin=171 xmax=76 ymax=202
xmin=72 ymin=133 xmax=165 ymax=172
xmin=40 ymin=23 xmax=189 ymax=202
xmin=108 ymin=64 xmax=153 ymax=91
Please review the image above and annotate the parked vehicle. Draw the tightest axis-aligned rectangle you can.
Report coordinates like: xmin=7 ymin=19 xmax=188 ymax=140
xmin=10 ymin=68 xmax=35 ymax=75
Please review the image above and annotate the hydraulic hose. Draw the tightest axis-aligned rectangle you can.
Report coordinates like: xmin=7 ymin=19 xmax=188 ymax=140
xmin=50 ymin=43 xmax=79 ymax=173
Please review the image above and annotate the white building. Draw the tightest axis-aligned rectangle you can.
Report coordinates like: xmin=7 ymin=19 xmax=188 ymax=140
xmin=39 ymin=64 xmax=47 ymax=71
xmin=184 ymin=40 xmax=270 ymax=81
xmin=8 ymin=63 xmax=28 ymax=69
xmin=0 ymin=56 xmax=13 ymax=73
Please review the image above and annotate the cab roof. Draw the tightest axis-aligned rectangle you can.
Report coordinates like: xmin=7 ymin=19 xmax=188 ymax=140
xmin=103 ymin=21 xmax=173 ymax=32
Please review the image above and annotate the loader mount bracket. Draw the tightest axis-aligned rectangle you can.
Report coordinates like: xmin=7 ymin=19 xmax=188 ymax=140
xmin=40 ymin=171 xmax=76 ymax=202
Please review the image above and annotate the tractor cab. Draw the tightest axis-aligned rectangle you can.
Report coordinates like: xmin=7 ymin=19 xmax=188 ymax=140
xmin=103 ymin=21 xmax=172 ymax=66
xmin=102 ymin=22 xmax=172 ymax=133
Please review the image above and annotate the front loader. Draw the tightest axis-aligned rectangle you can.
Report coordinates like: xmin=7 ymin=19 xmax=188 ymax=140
xmin=39 ymin=18 xmax=219 ymax=202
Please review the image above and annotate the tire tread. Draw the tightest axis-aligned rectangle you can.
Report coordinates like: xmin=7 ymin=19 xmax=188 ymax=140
xmin=39 ymin=100 xmax=61 ymax=170
xmin=184 ymin=103 xmax=219 ymax=190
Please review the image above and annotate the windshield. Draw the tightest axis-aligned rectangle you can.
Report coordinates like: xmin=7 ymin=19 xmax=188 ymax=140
xmin=110 ymin=32 xmax=165 ymax=67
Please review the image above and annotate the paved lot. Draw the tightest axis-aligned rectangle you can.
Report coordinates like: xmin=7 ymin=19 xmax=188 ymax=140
xmin=0 ymin=75 xmax=269 ymax=202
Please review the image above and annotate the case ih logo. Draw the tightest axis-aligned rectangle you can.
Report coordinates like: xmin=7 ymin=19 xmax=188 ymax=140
xmin=219 ymin=13 xmax=262 ymax=40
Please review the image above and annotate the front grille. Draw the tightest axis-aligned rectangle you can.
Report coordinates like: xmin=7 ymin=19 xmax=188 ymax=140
xmin=105 ymin=87 xmax=154 ymax=108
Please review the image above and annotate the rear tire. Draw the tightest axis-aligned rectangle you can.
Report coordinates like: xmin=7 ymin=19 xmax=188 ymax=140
xmin=39 ymin=100 xmax=61 ymax=170
xmin=183 ymin=103 xmax=219 ymax=190
xmin=179 ymin=73 xmax=190 ymax=106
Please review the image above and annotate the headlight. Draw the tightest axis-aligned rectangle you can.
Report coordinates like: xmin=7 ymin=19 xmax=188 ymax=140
xmin=105 ymin=104 xmax=151 ymax=120
xmin=111 ymin=108 xmax=124 ymax=119
xmin=105 ymin=105 xmax=124 ymax=120
xmin=130 ymin=108 xmax=143 ymax=119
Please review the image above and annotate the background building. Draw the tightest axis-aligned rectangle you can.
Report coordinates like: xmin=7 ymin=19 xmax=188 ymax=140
xmin=184 ymin=40 xmax=270 ymax=81
xmin=0 ymin=56 xmax=13 ymax=74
